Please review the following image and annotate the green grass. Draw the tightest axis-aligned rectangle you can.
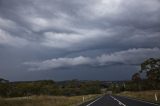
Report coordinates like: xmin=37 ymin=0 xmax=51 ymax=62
xmin=118 ymin=90 xmax=160 ymax=104
xmin=0 ymin=95 xmax=99 ymax=106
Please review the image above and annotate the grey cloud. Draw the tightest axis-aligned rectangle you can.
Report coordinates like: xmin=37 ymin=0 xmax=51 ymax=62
xmin=24 ymin=48 xmax=160 ymax=71
xmin=24 ymin=56 xmax=93 ymax=71
xmin=41 ymin=29 xmax=111 ymax=49
xmin=0 ymin=29 xmax=29 ymax=47
xmin=97 ymin=48 xmax=160 ymax=65
xmin=0 ymin=17 xmax=17 ymax=30
xmin=0 ymin=0 xmax=160 ymax=50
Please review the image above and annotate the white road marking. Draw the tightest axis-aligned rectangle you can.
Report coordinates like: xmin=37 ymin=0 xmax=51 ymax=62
xmin=110 ymin=96 xmax=126 ymax=106
xmin=86 ymin=96 xmax=103 ymax=106
xmin=119 ymin=96 xmax=160 ymax=106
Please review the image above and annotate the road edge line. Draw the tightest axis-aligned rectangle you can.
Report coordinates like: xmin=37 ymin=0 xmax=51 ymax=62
xmin=110 ymin=95 xmax=126 ymax=106
xmin=86 ymin=96 xmax=103 ymax=106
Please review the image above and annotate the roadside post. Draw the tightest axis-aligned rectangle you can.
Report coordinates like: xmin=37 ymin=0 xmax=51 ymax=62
xmin=155 ymin=93 xmax=158 ymax=101
xmin=83 ymin=96 xmax=85 ymax=102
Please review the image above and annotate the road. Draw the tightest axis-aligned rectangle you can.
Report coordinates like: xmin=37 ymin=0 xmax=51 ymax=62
xmin=80 ymin=95 xmax=160 ymax=106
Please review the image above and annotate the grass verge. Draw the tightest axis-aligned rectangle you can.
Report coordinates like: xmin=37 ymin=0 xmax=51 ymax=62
xmin=117 ymin=90 xmax=160 ymax=104
xmin=0 ymin=95 xmax=99 ymax=106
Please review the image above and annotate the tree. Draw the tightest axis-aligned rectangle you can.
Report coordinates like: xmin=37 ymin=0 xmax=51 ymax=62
xmin=132 ymin=73 xmax=141 ymax=82
xmin=139 ymin=58 xmax=160 ymax=89
xmin=132 ymin=73 xmax=142 ymax=91
xmin=140 ymin=58 xmax=160 ymax=81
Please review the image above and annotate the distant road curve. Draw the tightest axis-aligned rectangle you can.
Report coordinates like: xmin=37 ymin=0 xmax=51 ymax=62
xmin=80 ymin=95 xmax=160 ymax=106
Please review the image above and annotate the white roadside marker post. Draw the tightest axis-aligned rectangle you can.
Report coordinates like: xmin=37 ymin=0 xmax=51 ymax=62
xmin=83 ymin=96 xmax=85 ymax=102
xmin=155 ymin=93 xmax=158 ymax=101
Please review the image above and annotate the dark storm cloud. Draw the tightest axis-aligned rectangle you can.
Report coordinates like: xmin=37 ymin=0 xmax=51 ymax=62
xmin=0 ymin=0 xmax=160 ymax=49
xmin=0 ymin=0 xmax=160 ymax=80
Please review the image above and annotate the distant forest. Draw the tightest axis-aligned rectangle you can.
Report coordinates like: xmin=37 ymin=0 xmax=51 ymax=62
xmin=0 ymin=58 xmax=160 ymax=97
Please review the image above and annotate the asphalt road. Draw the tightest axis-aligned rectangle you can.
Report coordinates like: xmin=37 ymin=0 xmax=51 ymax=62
xmin=80 ymin=95 xmax=160 ymax=106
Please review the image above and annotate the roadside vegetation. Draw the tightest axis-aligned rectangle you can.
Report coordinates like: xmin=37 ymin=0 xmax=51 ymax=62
xmin=0 ymin=77 xmax=102 ymax=106
xmin=0 ymin=80 xmax=101 ymax=97
xmin=0 ymin=95 xmax=99 ymax=106
xmin=118 ymin=90 xmax=160 ymax=104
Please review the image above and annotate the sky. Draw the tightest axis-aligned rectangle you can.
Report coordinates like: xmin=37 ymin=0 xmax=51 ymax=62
xmin=0 ymin=0 xmax=160 ymax=81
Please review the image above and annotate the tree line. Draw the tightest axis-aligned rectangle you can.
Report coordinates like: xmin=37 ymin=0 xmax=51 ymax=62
xmin=0 ymin=79 xmax=101 ymax=97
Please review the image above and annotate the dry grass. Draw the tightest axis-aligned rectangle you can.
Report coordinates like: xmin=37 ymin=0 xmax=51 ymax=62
xmin=118 ymin=90 xmax=160 ymax=104
xmin=0 ymin=95 xmax=99 ymax=106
